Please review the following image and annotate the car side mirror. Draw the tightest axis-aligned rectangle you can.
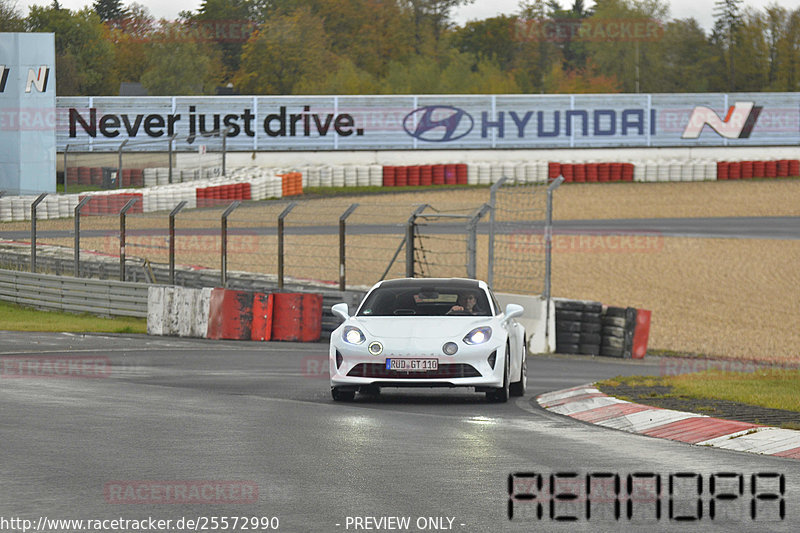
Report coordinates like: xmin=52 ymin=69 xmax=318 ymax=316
xmin=331 ymin=303 xmax=350 ymax=321
xmin=504 ymin=303 xmax=524 ymax=321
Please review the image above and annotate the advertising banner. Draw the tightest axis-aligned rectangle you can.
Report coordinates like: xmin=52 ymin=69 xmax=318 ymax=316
xmin=1 ymin=32 xmax=56 ymax=194
xmin=57 ymin=93 xmax=800 ymax=152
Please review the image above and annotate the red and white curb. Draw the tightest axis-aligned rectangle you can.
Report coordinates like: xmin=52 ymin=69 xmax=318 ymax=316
xmin=537 ymin=385 xmax=800 ymax=460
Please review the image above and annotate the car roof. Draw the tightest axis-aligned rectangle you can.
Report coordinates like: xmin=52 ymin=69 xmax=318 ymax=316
xmin=375 ymin=278 xmax=485 ymax=291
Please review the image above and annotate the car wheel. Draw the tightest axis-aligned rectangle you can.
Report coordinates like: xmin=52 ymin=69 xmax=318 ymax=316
xmin=510 ymin=341 xmax=527 ymax=397
xmin=487 ymin=348 xmax=510 ymax=403
xmin=331 ymin=387 xmax=355 ymax=401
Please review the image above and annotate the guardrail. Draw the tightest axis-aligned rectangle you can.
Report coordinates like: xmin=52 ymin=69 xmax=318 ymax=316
xmin=0 ymin=269 xmax=149 ymax=318
xmin=0 ymin=259 xmax=366 ymax=336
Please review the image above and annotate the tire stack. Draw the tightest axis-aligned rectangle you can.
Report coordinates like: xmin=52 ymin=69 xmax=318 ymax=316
xmin=554 ymin=299 xmax=603 ymax=356
xmin=600 ymin=306 xmax=637 ymax=358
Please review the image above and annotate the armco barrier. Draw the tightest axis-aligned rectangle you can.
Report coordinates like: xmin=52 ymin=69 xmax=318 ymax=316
xmin=271 ymin=293 xmax=323 ymax=342
xmin=0 ymin=268 xmax=148 ymax=317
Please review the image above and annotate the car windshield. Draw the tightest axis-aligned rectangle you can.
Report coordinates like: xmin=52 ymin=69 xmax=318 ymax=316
xmin=357 ymin=285 xmax=492 ymax=317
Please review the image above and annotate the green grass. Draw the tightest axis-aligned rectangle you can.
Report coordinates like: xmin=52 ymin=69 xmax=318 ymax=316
xmin=599 ymin=369 xmax=800 ymax=413
xmin=0 ymin=300 xmax=146 ymax=334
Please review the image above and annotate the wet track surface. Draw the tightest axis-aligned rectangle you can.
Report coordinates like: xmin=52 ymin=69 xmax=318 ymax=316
xmin=1 ymin=332 xmax=798 ymax=532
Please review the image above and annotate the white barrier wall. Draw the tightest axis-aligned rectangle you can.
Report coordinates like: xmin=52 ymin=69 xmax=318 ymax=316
xmin=495 ymin=292 xmax=555 ymax=355
xmin=147 ymin=286 xmax=211 ymax=338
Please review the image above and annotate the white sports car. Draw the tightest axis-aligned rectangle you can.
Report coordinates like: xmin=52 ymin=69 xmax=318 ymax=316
xmin=329 ymin=278 xmax=527 ymax=402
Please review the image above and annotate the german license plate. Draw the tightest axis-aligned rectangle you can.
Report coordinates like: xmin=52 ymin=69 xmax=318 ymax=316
xmin=386 ymin=358 xmax=438 ymax=372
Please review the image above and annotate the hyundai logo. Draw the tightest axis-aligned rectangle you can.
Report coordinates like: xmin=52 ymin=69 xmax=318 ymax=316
xmin=403 ymin=106 xmax=474 ymax=142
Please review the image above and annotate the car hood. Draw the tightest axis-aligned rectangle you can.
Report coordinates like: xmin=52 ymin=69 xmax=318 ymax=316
xmin=353 ymin=316 xmax=491 ymax=339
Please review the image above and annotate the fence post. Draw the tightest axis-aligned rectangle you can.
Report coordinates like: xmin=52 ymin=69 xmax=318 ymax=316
xmin=220 ymin=201 xmax=241 ymax=287
xmin=544 ymin=176 xmax=564 ymax=350
xmin=405 ymin=205 xmax=428 ymax=278
xmin=63 ymin=144 xmax=70 ymax=194
xmin=117 ymin=139 xmax=129 ymax=190
xmin=168 ymin=134 xmax=177 ymax=184
xmin=338 ymin=203 xmax=359 ymax=291
xmin=119 ymin=198 xmax=139 ymax=281
xmin=487 ymin=177 xmax=507 ymax=287
xmin=30 ymin=193 xmax=47 ymax=273
xmin=169 ymin=201 xmax=188 ymax=285
xmin=74 ymin=196 xmax=92 ymax=277
xmin=277 ymin=201 xmax=297 ymax=290
xmin=467 ymin=203 xmax=492 ymax=280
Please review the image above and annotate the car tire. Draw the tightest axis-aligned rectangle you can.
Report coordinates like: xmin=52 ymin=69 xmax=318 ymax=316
xmin=602 ymin=316 xmax=627 ymax=328
xmin=331 ymin=387 xmax=355 ymax=401
xmin=510 ymin=341 xmax=527 ymax=397
xmin=487 ymin=349 xmax=510 ymax=403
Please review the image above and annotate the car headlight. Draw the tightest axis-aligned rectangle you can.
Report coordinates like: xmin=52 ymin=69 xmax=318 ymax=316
xmin=343 ymin=326 xmax=366 ymax=345
xmin=463 ymin=326 xmax=492 ymax=345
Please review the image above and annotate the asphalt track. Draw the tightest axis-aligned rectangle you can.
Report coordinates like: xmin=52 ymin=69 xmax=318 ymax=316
xmin=1 ymin=331 xmax=798 ymax=532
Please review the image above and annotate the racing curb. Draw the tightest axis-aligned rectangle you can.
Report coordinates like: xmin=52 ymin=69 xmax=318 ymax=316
xmin=537 ymin=384 xmax=800 ymax=460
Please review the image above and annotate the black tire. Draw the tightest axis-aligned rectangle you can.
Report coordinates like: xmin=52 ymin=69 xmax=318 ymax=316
xmin=602 ymin=336 xmax=624 ymax=349
xmin=510 ymin=344 xmax=527 ymax=397
xmin=556 ymin=320 xmax=581 ymax=333
xmin=556 ymin=332 xmax=581 ymax=344
xmin=602 ymin=316 xmax=627 ymax=328
xmin=583 ymin=302 xmax=603 ymax=314
xmin=600 ymin=345 xmax=624 ymax=358
xmin=581 ymin=321 xmax=602 ymax=333
xmin=487 ymin=349 xmax=510 ymax=403
xmin=331 ymin=387 xmax=355 ymax=401
xmin=557 ymin=342 xmax=580 ymax=355
xmin=555 ymin=300 xmax=584 ymax=311
xmin=579 ymin=333 xmax=601 ymax=344
xmin=605 ymin=306 xmax=627 ymax=317
xmin=579 ymin=343 xmax=600 ymax=356
xmin=555 ymin=310 xmax=582 ymax=322
xmin=602 ymin=326 xmax=625 ymax=338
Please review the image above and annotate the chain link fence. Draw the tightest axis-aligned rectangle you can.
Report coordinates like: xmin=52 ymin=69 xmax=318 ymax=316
xmin=62 ymin=129 xmax=232 ymax=192
xmin=488 ymin=178 xmax=551 ymax=295
xmin=1 ymin=181 xmax=555 ymax=294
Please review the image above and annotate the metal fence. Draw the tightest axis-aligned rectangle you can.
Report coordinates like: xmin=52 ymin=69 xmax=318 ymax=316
xmin=0 ymin=269 xmax=149 ymax=317
xmin=0 ymin=182 xmax=556 ymax=294
xmin=62 ymin=129 xmax=233 ymax=193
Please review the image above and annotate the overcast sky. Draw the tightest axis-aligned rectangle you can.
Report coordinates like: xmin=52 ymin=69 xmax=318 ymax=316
xmin=14 ymin=0 xmax=800 ymax=34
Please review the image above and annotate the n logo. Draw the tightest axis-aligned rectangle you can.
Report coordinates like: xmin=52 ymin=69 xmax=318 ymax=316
xmin=0 ymin=65 xmax=9 ymax=93
xmin=25 ymin=66 xmax=50 ymax=93
xmin=682 ymin=102 xmax=762 ymax=139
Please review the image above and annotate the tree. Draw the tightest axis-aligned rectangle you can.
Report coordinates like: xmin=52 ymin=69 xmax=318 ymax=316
xmin=712 ymin=0 xmax=744 ymax=90
xmin=108 ymin=3 xmax=155 ymax=85
xmin=26 ymin=5 xmax=116 ymax=95
xmin=139 ymin=21 xmax=224 ymax=95
xmin=583 ymin=0 xmax=670 ymax=93
xmin=234 ymin=7 xmax=333 ymax=94
xmin=649 ymin=18 xmax=715 ymax=92
xmin=190 ymin=0 xmax=255 ymax=82
xmin=449 ymin=15 xmax=518 ymax=71
xmin=93 ymin=0 xmax=127 ymax=23
xmin=0 ymin=0 xmax=24 ymax=31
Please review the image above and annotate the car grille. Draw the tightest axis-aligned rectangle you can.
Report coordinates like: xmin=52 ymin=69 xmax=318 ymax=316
xmin=347 ymin=363 xmax=481 ymax=379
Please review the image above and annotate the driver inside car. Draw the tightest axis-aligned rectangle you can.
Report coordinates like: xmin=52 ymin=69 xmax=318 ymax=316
xmin=448 ymin=292 xmax=483 ymax=315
